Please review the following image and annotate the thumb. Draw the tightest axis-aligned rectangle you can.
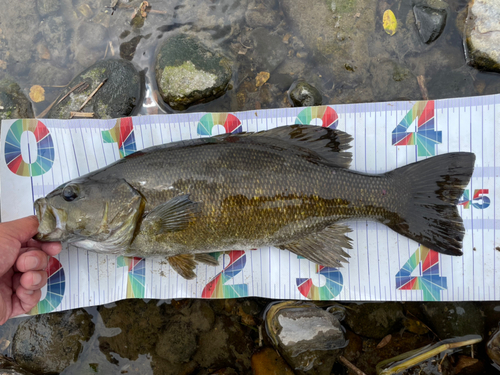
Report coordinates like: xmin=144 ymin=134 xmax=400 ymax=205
xmin=0 ymin=216 xmax=39 ymax=246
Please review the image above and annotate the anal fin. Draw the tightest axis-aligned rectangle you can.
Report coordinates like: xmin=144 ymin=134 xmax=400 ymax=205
xmin=280 ymin=223 xmax=352 ymax=267
xmin=168 ymin=253 xmax=220 ymax=279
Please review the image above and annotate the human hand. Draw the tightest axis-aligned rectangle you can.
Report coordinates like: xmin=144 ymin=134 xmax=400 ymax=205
xmin=0 ymin=216 xmax=62 ymax=324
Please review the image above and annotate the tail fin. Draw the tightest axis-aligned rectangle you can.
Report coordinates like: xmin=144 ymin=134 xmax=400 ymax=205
xmin=387 ymin=152 xmax=475 ymax=256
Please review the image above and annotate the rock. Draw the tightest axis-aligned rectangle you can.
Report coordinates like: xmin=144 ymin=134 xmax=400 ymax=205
xmin=245 ymin=0 xmax=281 ymax=28
xmin=288 ymin=80 xmax=322 ymax=107
xmin=76 ymin=22 xmax=108 ymax=50
xmin=0 ymin=354 xmax=35 ymax=375
xmin=193 ymin=315 xmax=254 ymax=372
xmin=251 ymin=347 xmax=294 ymax=375
xmin=420 ymin=302 xmax=484 ymax=339
xmin=12 ymin=309 xmax=94 ymax=374
xmin=156 ymin=320 xmax=197 ymax=363
xmin=344 ymin=302 xmax=404 ymax=339
xmin=188 ymin=300 xmax=215 ymax=334
xmin=0 ymin=80 xmax=34 ymax=120
xmin=29 ymin=61 xmax=74 ymax=86
xmin=464 ymin=0 xmax=500 ymax=73
xmin=47 ymin=59 xmax=143 ymax=119
xmin=40 ymin=16 xmax=72 ymax=65
xmin=37 ymin=0 xmax=60 ymax=17
xmin=264 ymin=301 xmax=345 ymax=374
xmin=155 ymin=34 xmax=232 ymax=111
xmin=245 ymin=28 xmax=288 ymax=73
xmin=98 ymin=299 xmax=164 ymax=363
xmin=120 ymin=35 xmax=145 ymax=61
xmin=413 ymin=5 xmax=447 ymax=44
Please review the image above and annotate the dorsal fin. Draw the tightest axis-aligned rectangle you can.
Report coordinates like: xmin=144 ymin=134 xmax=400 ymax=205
xmin=218 ymin=125 xmax=353 ymax=168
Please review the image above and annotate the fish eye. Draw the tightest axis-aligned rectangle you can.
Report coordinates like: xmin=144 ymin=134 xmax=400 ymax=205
xmin=62 ymin=184 xmax=79 ymax=202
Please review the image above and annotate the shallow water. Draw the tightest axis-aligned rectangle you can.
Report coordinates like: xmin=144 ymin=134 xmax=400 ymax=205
xmin=1 ymin=0 xmax=500 ymax=373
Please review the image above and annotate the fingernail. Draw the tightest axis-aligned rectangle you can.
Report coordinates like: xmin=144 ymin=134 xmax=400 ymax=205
xmin=25 ymin=256 xmax=39 ymax=270
xmin=24 ymin=290 xmax=34 ymax=295
xmin=33 ymin=273 xmax=42 ymax=286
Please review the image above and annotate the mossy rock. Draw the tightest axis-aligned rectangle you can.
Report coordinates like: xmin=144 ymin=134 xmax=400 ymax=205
xmin=0 ymin=79 xmax=34 ymax=121
xmin=47 ymin=59 xmax=143 ymax=119
xmin=155 ymin=34 xmax=232 ymax=111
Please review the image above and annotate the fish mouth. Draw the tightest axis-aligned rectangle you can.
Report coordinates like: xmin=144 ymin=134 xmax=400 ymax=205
xmin=34 ymin=198 xmax=68 ymax=241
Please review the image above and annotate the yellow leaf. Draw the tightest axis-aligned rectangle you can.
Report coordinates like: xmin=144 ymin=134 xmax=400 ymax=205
xmin=29 ymin=85 xmax=45 ymax=103
xmin=256 ymin=71 xmax=270 ymax=87
xmin=383 ymin=9 xmax=397 ymax=36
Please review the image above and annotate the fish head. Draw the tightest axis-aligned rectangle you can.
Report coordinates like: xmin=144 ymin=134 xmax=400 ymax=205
xmin=35 ymin=177 xmax=145 ymax=249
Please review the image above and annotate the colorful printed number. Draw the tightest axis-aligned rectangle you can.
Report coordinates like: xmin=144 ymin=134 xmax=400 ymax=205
xmin=458 ymin=189 xmax=490 ymax=209
xmin=29 ymin=257 xmax=65 ymax=315
xmin=392 ymin=101 xmax=442 ymax=157
xmin=197 ymin=113 xmax=242 ymax=136
xmin=102 ymin=117 xmax=137 ymax=158
xmin=294 ymin=106 xmax=339 ymax=128
xmin=202 ymin=251 xmax=248 ymax=298
xmin=5 ymin=119 xmax=55 ymax=176
xmin=396 ymin=245 xmax=447 ymax=301
xmin=117 ymin=256 xmax=146 ymax=298
xmin=296 ymin=263 xmax=344 ymax=300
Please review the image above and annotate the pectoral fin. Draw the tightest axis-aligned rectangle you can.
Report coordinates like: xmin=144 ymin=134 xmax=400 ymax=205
xmin=142 ymin=194 xmax=199 ymax=234
xmin=280 ymin=223 xmax=352 ymax=267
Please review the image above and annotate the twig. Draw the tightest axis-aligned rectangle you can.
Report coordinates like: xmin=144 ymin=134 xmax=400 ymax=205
xmin=339 ymin=356 xmax=367 ymax=375
xmin=78 ymin=79 xmax=107 ymax=111
xmin=417 ymin=75 xmax=429 ymax=100
xmin=148 ymin=9 xmax=167 ymax=14
xmin=57 ymin=82 xmax=87 ymax=105
xmin=109 ymin=41 xmax=115 ymax=56
xmin=258 ymin=325 xmax=263 ymax=347
xmin=70 ymin=112 xmax=94 ymax=119
xmin=104 ymin=42 xmax=109 ymax=58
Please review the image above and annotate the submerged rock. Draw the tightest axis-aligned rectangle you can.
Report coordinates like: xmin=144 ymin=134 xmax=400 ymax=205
xmin=344 ymin=302 xmax=404 ymax=339
xmin=245 ymin=27 xmax=288 ymax=74
xmin=12 ymin=309 xmax=94 ymax=374
xmin=413 ymin=5 xmax=447 ymax=44
xmin=245 ymin=0 xmax=281 ymax=28
xmin=420 ymin=302 xmax=485 ymax=339
xmin=0 ymin=80 xmax=34 ymax=120
xmin=464 ymin=0 xmax=500 ymax=73
xmin=155 ymin=34 xmax=232 ymax=111
xmin=265 ymin=301 xmax=346 ymax=374
xmin=47 ymin=59 xmax=143 ymax=119
xmin=288 ymin=80 xmax=322 ymax=107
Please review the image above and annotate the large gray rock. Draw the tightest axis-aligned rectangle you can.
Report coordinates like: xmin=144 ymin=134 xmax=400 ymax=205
xmin=12 ymin=309 xmax=94 ymax=374
xmin=465 ymin=0 xmax=500 ymax=73
xmin=0 ymin=80 xmax=33 ymax=120
xmin=47 ymin=59 xmax=143 ymax=119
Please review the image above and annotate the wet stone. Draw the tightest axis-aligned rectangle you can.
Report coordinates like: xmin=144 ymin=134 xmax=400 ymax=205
xmin=413 ymin=5 xmax=447 ymax=44
xmin=465 ymin=0 xmax=500 ymax=73
xmin=98 ymin=299 xmax=164 ymax=363
xmin=246 ymin=28 xmax=288 ymax=74
xmin=47 ymin=59 xmax=143 ymax=119
xmin=156 ymin=319 xmax=197 ymax=363
xmin=421 ymin=302 xmax=485 ymax=339
xmin=245 ymin=0 xmax=281 ymax=28
xmin=288 ymin=80 xmax=322 ymax=107
xmin=12 ymin=309 xmax=94 ymax=374
xmin=155 ymin=34 xmax=232 ymax=111
xmin=0 ymin=80 xmax=34 ymax=120
xmin=344 ymin=302 xmax=404 ymax=339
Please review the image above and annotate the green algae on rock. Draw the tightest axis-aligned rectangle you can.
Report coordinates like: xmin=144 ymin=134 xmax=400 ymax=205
xmin=155 ymin=34 xmax=232 ymax=111
xmin=46 ymin=59 xmax=143 ymax=119
xmin=12 ymin=309 xmax=94 ymax=374
xmin=0 ymin=80 xmax=34 ymax=121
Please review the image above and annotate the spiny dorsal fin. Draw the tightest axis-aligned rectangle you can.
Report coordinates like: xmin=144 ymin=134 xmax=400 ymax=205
xmin=279 ymin=223 xmax=352 ymax=267
xmin=219 ymin=125 xmax=353 ymax=169
xmin=142 ymin=194 xmax=199 ymax=234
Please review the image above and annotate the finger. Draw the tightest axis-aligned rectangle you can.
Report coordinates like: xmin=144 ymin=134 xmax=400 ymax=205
xmin=0 ymin=216 xmax=39 ymax=245
xmin=10 ymin=288 xmax=41 ymax=318
xmin=15 ymin=250 xmax=49 ymax=273
xmin=24 ymin=239 xmax=62 ymax=256
xmin=19 ymin=271 xmax=47 ymax=291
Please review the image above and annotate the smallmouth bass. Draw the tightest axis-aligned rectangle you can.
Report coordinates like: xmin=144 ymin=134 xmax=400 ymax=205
xmin=35 ymin=125 xmax=475 ymax=279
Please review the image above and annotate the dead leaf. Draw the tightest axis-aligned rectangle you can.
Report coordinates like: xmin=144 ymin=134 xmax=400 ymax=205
xmin=255 ymin=71 xmax=270 ymax=87
xmin=37 ymin=44 xmax=51 ymax=60
xmin=454 ymin=355 xmax=478 ymax=373
xmin=383 ymin=9 xmax=397 ymax=36
xmin=283 ymin=33 xmax=292 ymax=44
xmin=29 ymin=85 xmax=45 ymax=102
xmin=376 ymin=334 xmax=392 ymax=349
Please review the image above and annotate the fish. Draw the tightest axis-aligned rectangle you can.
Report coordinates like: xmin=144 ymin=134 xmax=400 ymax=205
xmin=34 ymin=125 xmax=476 ymax=279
